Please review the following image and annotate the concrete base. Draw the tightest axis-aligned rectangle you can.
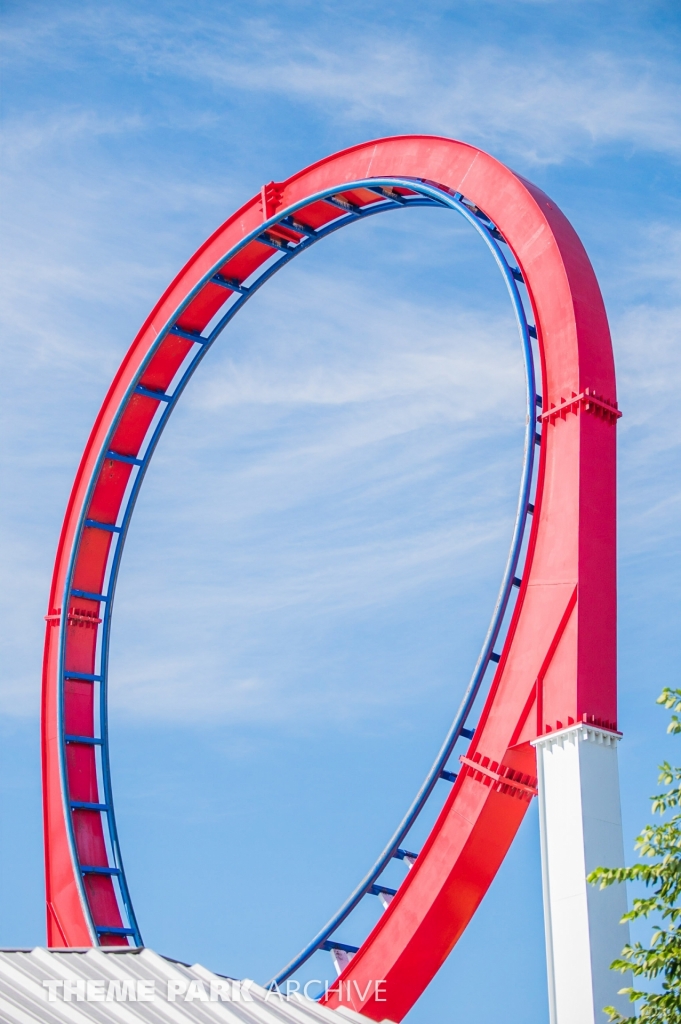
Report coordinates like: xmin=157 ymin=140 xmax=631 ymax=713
xmin=532 ymin=724 xmax=632 ymax=1024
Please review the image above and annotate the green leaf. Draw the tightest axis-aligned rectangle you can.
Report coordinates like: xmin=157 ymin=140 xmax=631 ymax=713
xmin=589 ymin=687 xmax=681 ymax=1022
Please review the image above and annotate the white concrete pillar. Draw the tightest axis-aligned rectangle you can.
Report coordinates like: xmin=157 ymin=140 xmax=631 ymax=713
xmin=532 ymin=724 xmax=631 ymax=1024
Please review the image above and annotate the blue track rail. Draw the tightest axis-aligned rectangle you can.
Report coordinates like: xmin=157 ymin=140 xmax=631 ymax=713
xmin=57 ymin=178 xmax=540 ymax=954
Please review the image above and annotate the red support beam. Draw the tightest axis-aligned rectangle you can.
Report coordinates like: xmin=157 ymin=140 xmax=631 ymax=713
xmin=42 ymin=137 xmax=617 ymax=1020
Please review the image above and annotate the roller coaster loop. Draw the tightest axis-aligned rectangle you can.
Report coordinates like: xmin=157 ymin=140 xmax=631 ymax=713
xmin=41 ymin=136 xmax=620 ymax=1023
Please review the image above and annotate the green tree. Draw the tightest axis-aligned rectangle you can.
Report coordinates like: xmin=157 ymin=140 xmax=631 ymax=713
xmin=588 ymin=688 xmax=681 ymax=1022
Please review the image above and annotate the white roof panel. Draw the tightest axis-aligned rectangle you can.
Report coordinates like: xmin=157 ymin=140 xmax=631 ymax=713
xmin=0 ymin=949 xmax=387 ymax=1024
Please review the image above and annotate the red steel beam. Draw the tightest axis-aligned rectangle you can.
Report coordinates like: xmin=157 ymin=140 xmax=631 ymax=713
xmin=42 ymin=137 xmax=617 ymax=1019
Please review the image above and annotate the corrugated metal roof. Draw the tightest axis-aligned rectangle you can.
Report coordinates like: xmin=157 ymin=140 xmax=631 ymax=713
xmin=0 ymin=948 xmax=385 ymax=1024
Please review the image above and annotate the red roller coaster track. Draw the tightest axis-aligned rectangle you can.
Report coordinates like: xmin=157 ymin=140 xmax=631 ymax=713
xmin=41 ymin=136 xmax=619 ymax=1022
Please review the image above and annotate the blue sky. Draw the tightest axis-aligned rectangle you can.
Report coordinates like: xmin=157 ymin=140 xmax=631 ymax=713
xmin=1 ymin=1 xmax=680 ymax=1020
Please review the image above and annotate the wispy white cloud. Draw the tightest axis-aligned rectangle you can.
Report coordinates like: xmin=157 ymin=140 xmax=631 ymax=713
xmin=2 ymin=7 xmax=680 ymax=165
xmin=612 ymin=222 xmax=681 ymax=429
xmin=2 ymin=2 xmax=679 ymax=732
xmin=0 ymin=224 xmax=526 ymax=724
xmin=168 ymin=42 xmax=681 ymax=163
xmin=109 ymin=524 xmax=508 ymax=721
xmin=616 ymin=303 xmax=681 ymax=542
xmin=194 ymin=274 xmax=523 ymax=420
xmin=0 ymin=111 xmax=241 ymax=380
xmin=1 ymin=109 xmax=146 ymax=164
xmin=80 ymin=262 xmax=524 ymax=725
xmin=107 ymin=514 xmax=506 ymax=723
xmin=607 ymin=222 xmax=681 ymax=559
